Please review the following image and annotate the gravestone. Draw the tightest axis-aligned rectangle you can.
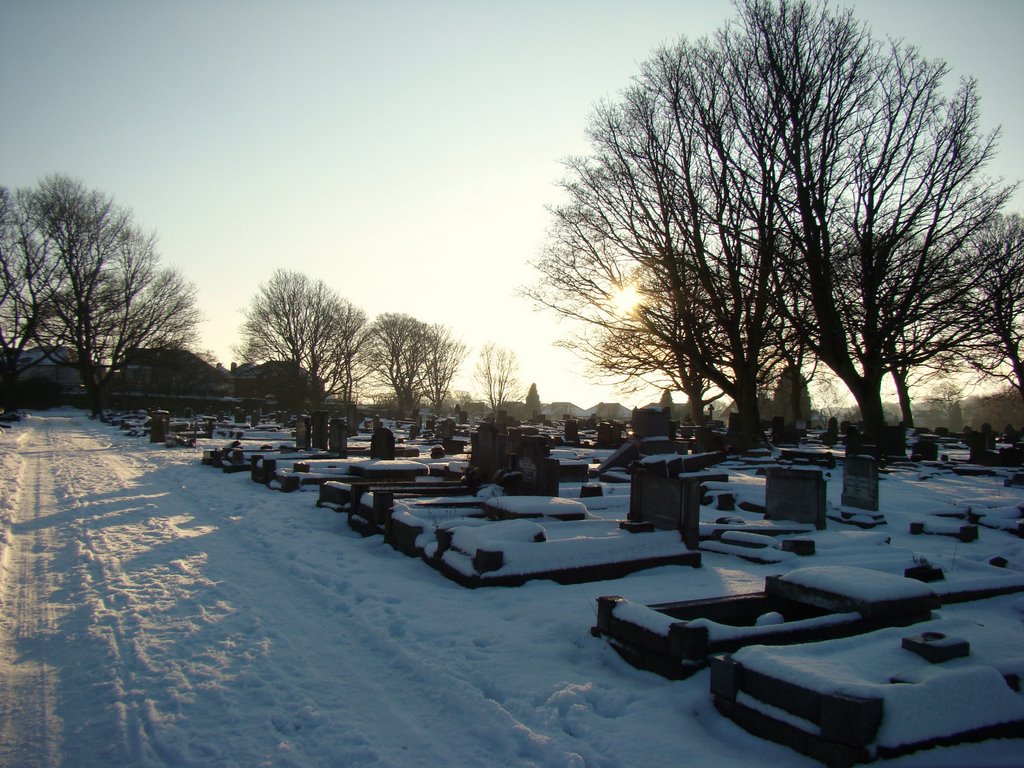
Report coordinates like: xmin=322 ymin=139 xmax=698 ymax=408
xmin=311 ymin=410 xmax=329 ymax=451
xmin=822 ymin=417 xmax=839 ymax=447
xmin=408 ymin=422 xmax=420 ymax=440
xmin=627 ymin=469 xmax=709 ymax=549
xmin=596 ymin=422 xmax=619 ymax=449
xmin=914 ymin=435 xmax=939 ymax=461
xmin=882 ymin=426 xmax=907 ymax=461
xmin=564 ymin=420 xmax=579 ymax=444
xmin=765 ymin=467 xmax=826 ymax=529
xmin=471 ymin=421 xmax=507 ymax=481
xmin=841 ymin=455 xmax=879 ymax=511
xmin=845 ymin=431 xmax=879 ymax=461
xmin=370 ymin=427 xmax=396 ymax=460
xmin=514 ymin=436 xmax=558 ymax=496
xmin=633 ymin=407 xmax=671 ymax=439
xmin=149 ymin=410 xmax=170 ymax=443
xmin=295 ymin=415 xmax=312 ymax=450
xmin=329 ymin=418 xmax=348 ymax=456
xmin=440 ymin=419 xmax=455 ymax=440
xmin=981 ymin=422 xmax=996 ymax=449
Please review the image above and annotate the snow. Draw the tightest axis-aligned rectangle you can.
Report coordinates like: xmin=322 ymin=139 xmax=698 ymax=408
xmin=774 ymin=565 xmax=937 ymax=603
xmin=0 ymin=412 xmax=1021 ymax=767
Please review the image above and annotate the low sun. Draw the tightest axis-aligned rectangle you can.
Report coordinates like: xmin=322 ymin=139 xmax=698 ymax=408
xmin=612 ymin=284 xmax=641 ymax=316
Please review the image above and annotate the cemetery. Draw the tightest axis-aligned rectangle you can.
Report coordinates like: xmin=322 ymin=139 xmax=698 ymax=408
xmin=87 ymin=405 xmax=1024 ymax=764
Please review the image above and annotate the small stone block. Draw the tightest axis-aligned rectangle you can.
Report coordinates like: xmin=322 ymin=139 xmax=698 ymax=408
xmin=709 ymin=654 xmax=741 ymax=701
xmin=903 ymin=564 xmax=944 ymax=582
xmin=473 ymin=549 xmax=504 ymax=573
xmin=901 ymin=632 xmax=971 ymax=663
xmin=819 ymin=693 xmax=883 ymax=747
xmin=781 ymin=538 xmax=815 ymax=556
xmin=579 ymin=483 xmax=603 ymax=498
xmin=958 ymin=524 xmax=979 ymax=542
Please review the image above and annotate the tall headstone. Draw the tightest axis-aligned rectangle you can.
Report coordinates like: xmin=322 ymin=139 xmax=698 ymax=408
xmin=765 ymin=467 xmax=826 ymax=530
xmin=822 ymin=417 xmax=839 ymax=447
xmin=471 ymin=421 xmax=507 ymax=481
xmin=841 ymin=455 xmax=879 ymax=511
xmin=329 ymin=418 xmax=348 ymax=456
xmin=311 ymin=410 xmax=329 ymax=451
xmin=564 ymin=420 xmax=579 ymax=444
xmin=596 ymin=422 xmax=619 ymax=449
xmin=149 ymin=410 xmax=169 ymax=443
xmin=883 ymin=425 xmax=907 ymax=461
xmin=514 ymin=436 xmax=558 ymax=496
xmin=295 ymin=415 xmax=312 ymax=450
xmin=370 ymin=427 xmax=396 ymax=460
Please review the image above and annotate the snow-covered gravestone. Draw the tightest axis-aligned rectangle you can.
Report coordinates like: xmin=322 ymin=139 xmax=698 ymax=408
xmin=764 ymin=467 xmax=826 ymax=530
xmin=841 ymin=455 xmax=879 ymax=511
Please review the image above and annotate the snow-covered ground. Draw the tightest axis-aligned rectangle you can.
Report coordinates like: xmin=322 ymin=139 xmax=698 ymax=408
xmin=0 ymin=411 xmax=1022 ymax=767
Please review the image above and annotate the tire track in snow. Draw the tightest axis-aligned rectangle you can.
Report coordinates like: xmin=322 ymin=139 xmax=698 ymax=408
xmin=0 ymin=425 xmax=62 ymax=768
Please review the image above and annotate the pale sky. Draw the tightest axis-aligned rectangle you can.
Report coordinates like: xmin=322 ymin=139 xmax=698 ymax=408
xmin=2 ymin=0 xmax=1022 ymax=409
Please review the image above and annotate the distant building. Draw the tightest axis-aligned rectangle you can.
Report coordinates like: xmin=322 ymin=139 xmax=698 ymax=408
xmin=113 ymin=348 xmax=230 ymax=399
xmin=588 ymin=402 xmax=632 ymax=421
xmin=17 ymin=346 xmax=83 ymax=389
xmin=542 ymin=401 xmax=588 ymax=419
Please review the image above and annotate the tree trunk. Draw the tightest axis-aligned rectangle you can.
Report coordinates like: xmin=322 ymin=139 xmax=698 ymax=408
xmin=731 ymin=377 xmax=764 ymax=452
xmin=848 ymin=375 xmax=888 ymax=445
xmin=891 ymin=370 xmax=915 ymax=427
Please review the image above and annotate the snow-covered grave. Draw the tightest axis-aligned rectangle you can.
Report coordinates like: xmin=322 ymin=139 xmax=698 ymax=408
xmin=711 ymin=616 xmax=1024 ymax=765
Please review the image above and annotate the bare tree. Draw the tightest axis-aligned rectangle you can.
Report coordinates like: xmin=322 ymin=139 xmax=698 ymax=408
xmin=420 ymin=323 xmax=467 ymax=415
xmin=964 ymin=213 xmax=1024 ymax=402
xmin=741 ymin=0 xmax=1010 ymax=442
xmin=360 ymin=313 xmax=429 ymax=415
xmin=528 ymin=31 xmax=792 ymax=447
xmin=26 ymin=175 xmax=199 ymax=416
xmin=474 ymin=342 xmax=524 ymax=415
xmin=237 ymin=269 xmax=367 ymax=410
xmin=0 ymin=186 xmax=61 ymax=408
